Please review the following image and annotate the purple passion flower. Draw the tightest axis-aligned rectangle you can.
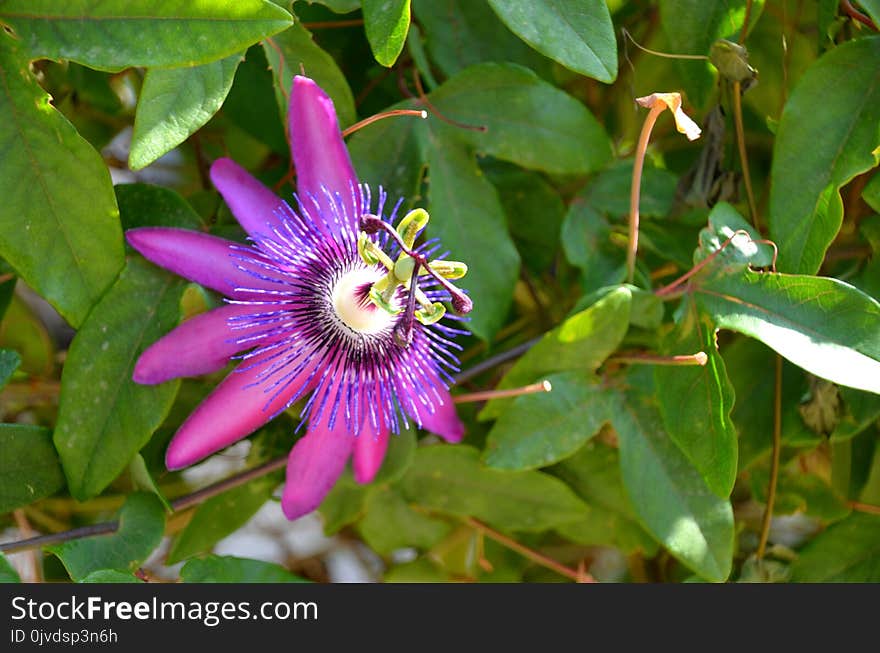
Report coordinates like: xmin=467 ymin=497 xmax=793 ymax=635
xmin=126 ymin=76 xmax=468 ymax=520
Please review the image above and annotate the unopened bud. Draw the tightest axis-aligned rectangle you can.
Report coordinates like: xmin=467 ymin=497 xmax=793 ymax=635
xmin=451 ymin=291 xmax=473 ymax=314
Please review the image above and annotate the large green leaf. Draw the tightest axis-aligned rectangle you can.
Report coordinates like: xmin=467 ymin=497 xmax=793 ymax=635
xmin=614 ymin=371 xmax=734 ymax=582
xmin=167 ymin=474 xmax=280 ymax=564
xmin=422 ymin=129 xmax=519 ymax=340
xmin=0 ymin=43 xmax=123 ymax=328
xmin=655 ymin=299 xmax=738 ymax=497
xmin=399 ymin=445 xmax=587 ymax=532
xmin=262 ymin=22 xmax=356 ymax=128
xmin=48 ymin=493 xmax=165 ymax=582
xmin=486 ymin=0 xmax=617 ymax=82
xmin=358 ymin=486 xmax=451 ymax=554
xmin=481 ymin=286 xmax=631 ymax=419
xmin=552 ymin=441 xmax=658 ymax=555
xmin=54 ymin=258 xmax=185 ymax=500
xmin=658 ymin=0 xmax=762 ymax=106
xmin=789 ymin=513 xmax=880 ymax=581
xmin=362 ymin=0 xmax=411 ymax=67
xmin=0 ymin=0 xmax=292 ymax=71
xmin=116 ymin=184 xmax=207 ymax=231
xmin=769 ymin=36 xmax=880 ymax=274
xmin=429 ymin=63 xmax=612 ymax=175
xmin=0 ymin=424 xmax=65 ymax=513
xmin=484 ymin=372 xmax=613 ymax=471
xmin=129 ymin=54 xmax=243 ymax=170
xmin=412 ymin=0 xmax=553 ymax=79
xmin=181 ymin=555 xmax=308 ymax=582
xmin=695 ymin=269 xmax=880 ymax=394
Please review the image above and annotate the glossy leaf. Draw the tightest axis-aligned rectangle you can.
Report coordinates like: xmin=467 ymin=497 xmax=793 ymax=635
xmin=481 ymin=286 xmax=631 ymax=419
xmin=412 ymin=0 xmax=552 ymax=78
xmin=0 ymin=43 xmax=123 ymax=328
xmin=358 ymin=486 xmax=451 ymax=554
xmin=694 ymin=202 xmax=775 ymax=268
xmin=48 ymin=493 xmax=165 ymax=582
xmin=362 ymin=0 xmax=411 ymax=67
xmin=54 ymin=258 xmax=185 ymax=500
xmin=769 ymin=36 xmax=880 ymax=274
xmin=116 ymin=184 xmax=207 ymax=232
xmin=695 ymin=269 xmax=880 ymax=394
xmin=422 ymin=129 xmax=519 ymax=340
xmin=484 ymin=372 xmax=613 ymax=471
xmin=181 ymin=555 xmax=308 ymax=583
xmin=486 ymin=0 xmax=617 ymax=82
xmin=130 ymin=54 xmax=243 ymax=170
xmin=552 ymin=441 xmax=658 ymax=555
xmin=262 ymin=22 xmax=356 ymax=128
xmin=0 ymin=0 xmax=292 ymax=71
xmin=400 ymin=445 xmax=587 ymax=532
xmin=0 ymin=424 xmax=65 ymax=513
xmin=167 ymin=474 xmax=280 ymax=563
xmin=790 ymin=513 xmax=880 ymax=581
xmin=614 ymin=371 xmax=734 ymax=582
xmin=655 ymin=299 xmax=738 ymax=497
xmin=429 ymin=63 xmax=612 ymax=175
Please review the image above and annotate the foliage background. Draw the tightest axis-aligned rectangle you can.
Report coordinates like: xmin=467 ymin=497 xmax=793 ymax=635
xmin=1 ymin=0 xmax=879 ymax=583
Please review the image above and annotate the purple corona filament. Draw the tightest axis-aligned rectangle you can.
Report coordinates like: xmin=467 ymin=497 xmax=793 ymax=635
xmin=125 ymin=76 xmax=468 ymax=520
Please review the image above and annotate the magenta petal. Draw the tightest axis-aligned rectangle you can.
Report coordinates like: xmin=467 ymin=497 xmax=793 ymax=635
xmin=126 ymin=227 xmax=285 ymax=298
xmin=210 ymin=158 xmax=290 ymax=240
xmin=408 ymin=382 xmax=464 ymax=443
xmin=165 ymin=349 xmax=317 ymax=470
xmin=289 ymin=76 xmax=361 ymax=233
xmin=281 ymin=414 xmax=356 ymax=521
xmin=134 ymin=304 xmax=286 ymax=384
xmin=352 ymin=421 xmax=389 ymax=484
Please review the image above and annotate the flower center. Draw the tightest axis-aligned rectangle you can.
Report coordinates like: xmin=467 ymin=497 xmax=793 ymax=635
xmin=331 ymin=267 xmax=397 ymax=335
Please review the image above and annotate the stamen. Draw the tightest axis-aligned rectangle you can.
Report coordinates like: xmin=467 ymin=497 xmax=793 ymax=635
xmin=452 ymin=380 xmax=553 ymax=403
xmin=341 ymin=109 xmax=428 ymax=138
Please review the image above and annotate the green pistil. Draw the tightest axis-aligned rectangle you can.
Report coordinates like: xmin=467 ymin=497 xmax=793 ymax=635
xmin=357 ymin=209 xmax=467 ymax=327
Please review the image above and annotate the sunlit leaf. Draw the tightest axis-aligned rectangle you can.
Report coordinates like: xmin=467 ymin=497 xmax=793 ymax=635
xmin=362 ymin=0 xmax=411 ymax=67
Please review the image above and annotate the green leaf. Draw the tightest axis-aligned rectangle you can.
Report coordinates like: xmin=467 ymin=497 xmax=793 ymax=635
xmin=488 ymin=166 xmax=565 ymax=274
xmin=859 ymin=0 xmax=880 ymax=25
xmin=0 ymin=293 xmax=55 ymax=377
xmin=48 ymin=493 xmax=165 ymax=582
xmin=80 ymin=569 xmax=142 ymax=583
xmin=552 ymin=441 xmax=658 ymax=555
xmin=0 ymin=424 xmax=65 ymax=513
xmin=695 ymin=269 xmax=880 ymax=394
xmin=362 ymin=0 xmax=411 ymax=67
xmin=583 ymin=160 xmax=678 ymax=218
xmin=412 ymin=0 xmax=552 ymax=79
xmin=0 ymin=553 xmax=21 ymax=583
xmin=54 ymin=258 xmax=185 ymax=500
xmin=831 ymin=386 xmax=880 ymax=443
xmin=130 ymin=54 xmax=243 ymax=170
xmin=790 ymin=513 xmax=880 ymax=581
xmin=659 ymin=0 xmax=762 ymax=106
xmin=484 ymin=372 xmax=613 ymax=471
xmin=262 ymin=22 xmax=356 ymax=128
xmin=655 ymin=298 xmax=738 ymax=497
xmin=116 ymin=184 xmax=207 ymax=231
xmin=0 ymin=349 xmax=21 ymax=390
xmin=374 ymin=427 xmax=416 ymax=484
xmin=769 ymin=36 xmax=880 ymax=274
xmin=562 ymin=201 xmax=626 ymax=293
xmin=128 ymin=454 xmax=172 ymax=512
xmin=613 ymin=371 xmax=734 ymax=581
xmin=0 ymin=43 xmax=123 ymax=328
xmin=181 ymin=555 xmax=308 ymax=582
xmin=358 ymin=486 xmax=451 ymax=554
xmin=481 ymin=286 xmax=631 ymax=419
xmin=348 ymin=100 xmax=425 ymax=205
xmin=429 ymin=63 xmax=612 ymax=175
xmin=318 ymin=475 xmax=368 ymax=535
xmin=305 ymin=0 xmax=361 ymax=13
xmin=0 ymin=0 xmax=292 ymax=71
xmin=399 ymin=445 xmax=587 ymax=532
xmin=422 ymin=129 xmax=519 ymax=340
xmin=167 ymin=474 xmax=279 ymax=563
xmin=694 ymin=202 xmax=775 ymax=268
xmin=486 ymin=0 xmax=617 ymax=82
